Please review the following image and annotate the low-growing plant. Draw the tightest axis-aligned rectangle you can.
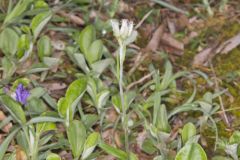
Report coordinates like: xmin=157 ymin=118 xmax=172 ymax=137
xmin=0 ymin=1 xmax=234 ymax=160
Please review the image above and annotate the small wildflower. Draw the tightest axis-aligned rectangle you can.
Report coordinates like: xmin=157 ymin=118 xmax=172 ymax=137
xmin=15 ymin=84 xmax=30 ymax=105
xmin=111 ymin=19 xmax=134 ymax=41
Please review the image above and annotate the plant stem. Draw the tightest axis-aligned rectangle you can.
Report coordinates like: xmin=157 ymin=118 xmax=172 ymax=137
xmin=119 ymin=44 xmax=129 ymax=152
xmin=32 ymin=133 xmax=39 ymax=160
xmin=22 ymin=126 xmax=31 ymax=160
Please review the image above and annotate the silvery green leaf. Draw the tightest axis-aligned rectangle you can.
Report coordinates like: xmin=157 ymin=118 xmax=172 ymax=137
xmin=73 ymin=53 xmax=90 ymax=73
xmin=82 ymin=114 xmax=99 ymax=129
xmin=36 ymin=119 xmax=57 ymax=135
xmin=168 ymin=103 xmax=199 ymax=119
xmin=0 ymin=28 xmax=19 ymax=55
xmin=185 ymin=135 xmax=200 ymax=145
xmin=181 ymin=122 xmax=197 ymax=144
xmin=31 ymin=81 xmax=57 ymax=109
xmin=91 ymin=58 xmax=114 ymax=76
xmin=152 ymin=0 xmax=189 ymax=15
xmin=16 ymin=131 xmax=29 ymax=155
xmin=160 ymin=60 xmax=173 ymax=90
xmin=0 ymin=95 xmax=26 ymax=124
xmin=78 ymin=25 xmax=95 ymax=55
xmin=148 ymin=124 xmax=158 ymax=139
xmin=229 ymin=131 xmax=240 ymax=144
xmin=72 ymin=0 xmax=90 ymax=4
xmin=225 ymin=144 xmax=238 ymax=160
xmin=67 ymin=120 xmax=86 ymax=159
xmin=26 ymin=116 xmax=64 ymax=125
xmin=3 ymin=0 xmax=33 ymax=25
xmin=19 ymin=42 xmax=33 ymax=62
xmin=129 ymin=152 xmax=138 ymax=160
xmin=202 ymin=0 xmax=214 ymax=16
xmin=2 ymin=57 xmax=16 ymax=79
xmin=125 ymin=91 xmax=136 ymax=109
xmin=26 ymin=98 xmax=47 ymax=114
xmin=0 ymin=128 xmax=20 ymax=160
xmin=175 ymin=143 xmax=207 ymax=160
xmin=31 ymin=11 xmax=52 ymax=39
xmin=26 ymin=63 xmax=49 ymax=74
xmin=198 ymin=101 xmax=212 ymax=114
xmin=99 ymin=142 xmax=128 ymax=160
xmin=111 ymin=94 xmax=121 ymax=113
xmin=108 ymin=0 xmax=119 ymax=17
xmin=141 ymin=139 xmax=157 ymax=155
xmin=86 ymin=39 xmax=103 ymax=64
xmin=86 ymin=78 xmax=97 ymax=102
xmin=217 ymin=138 xmax=227 ymax=150
xmin=152 ymin=92 xmax=161 ymax=127
xmin=203 ymin=92 xmax=213 ymax=103
xmin=17 ymin=34 xmax=30 ymax=59
xmin=82 ymin=132 xmax=100 ymax=159
xmin=210 ymin=104 xmax=220 ymax=115
xmin=158 ymin=131 xmax=171 ymax=143
xmin=37 ymin=36 xmax=52 ymax=61
xmin=28 ymin=87 xmax=46 ymax=99
xmin=46 ymin=153 xmax=61 ymax=160
xmin=154 ymin=156 xmax=164 ymax=160
xmin=156 ymin=104 xmax=171 ymax=133
xmin=96 ymin=90 xmax=110 ymax=109
xmin=11 ymin=78 xmax=29 ymax=90
xmin=43 ymin=57 xmax=59 ymax=67
xmin=58 ymin=77 xmax=87 ymax=120
xmin=34 ymin=0 xmax=49 ymax=8
xmin=39 ymin=134 xmax=53 ymax=146
xmin=212 ymin=90 xmax=227 ymax=99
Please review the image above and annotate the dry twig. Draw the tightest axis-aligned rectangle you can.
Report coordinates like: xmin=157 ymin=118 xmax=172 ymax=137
xmin=209 ymin=62 xmax=231 ymax=128
xmin=127 ymin=72 xmax=154 ymax=91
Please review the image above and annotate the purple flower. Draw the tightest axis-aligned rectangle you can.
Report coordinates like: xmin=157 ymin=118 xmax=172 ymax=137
xmin=15 ymin=84 xmax=30 ymax=105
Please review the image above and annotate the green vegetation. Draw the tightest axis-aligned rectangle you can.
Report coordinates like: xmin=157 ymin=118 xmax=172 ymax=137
xmin=0 ymin=0 xmax=239 ymax=160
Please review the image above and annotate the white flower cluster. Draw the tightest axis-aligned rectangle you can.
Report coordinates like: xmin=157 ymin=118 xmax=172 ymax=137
xmin=111 ymin=19 xmax=134 ymax=41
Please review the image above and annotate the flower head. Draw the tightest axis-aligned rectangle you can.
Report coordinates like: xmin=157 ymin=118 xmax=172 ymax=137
xmin=15 ymin=84 xmax=30 ymax=105
xmin=111 ymin=19 xmax=120 ymax=37
xmin=111 ymin=19 xmax=134 ymax=41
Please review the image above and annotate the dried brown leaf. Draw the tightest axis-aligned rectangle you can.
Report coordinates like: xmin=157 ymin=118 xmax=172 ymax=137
xmin=96 ymin=155 xmax=115 ymax=160
xmin=105 ymin=107 xmax=118 ymax=123
xmin=146 ymin=24 xmax=165 ymax=52
xmin=2 ymin=123 xmax=12 ymax=133
xmin=0 ymin=110 xmax=6 ymax=120
xmin=59 ymin=151 xmax=73 ymax=160
xmin=57 ymin=11 xmax=85 ymax=26
xmin=16 ymin=146 xmax=27 ymax=160
xmin=161 ymin=33 xmax=184 ymax=55
xmin=0 ymin=134 xmax=3 ymax=144
xmin=41 ymin=82 xmax=66 ymax=91
xmin=193 ymin=47 xmax=214 ymax=66
xmin=217 ymin=33 xmax=240 ymax=54
xmin=167 ymin=18 xmax=176 ymax=34
xmin=136 ymin=131 xmax=147 ymax=148
xmin=114 ymin=131 xmax=122 ymax=148
xmin=193 ymin=33 xmax=240 ymax=66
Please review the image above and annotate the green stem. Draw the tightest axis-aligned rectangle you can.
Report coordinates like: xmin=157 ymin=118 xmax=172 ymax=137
xmin=118 ymin=44 xmax=129 ymax=152
xmin=31 ymin=133 xmax=40 ymax=160
xmin=22 ymin=126 xmax=31 ymax=160
xmin=99 ymin=108 xmax=106 ymax=136
xmin=209 ymin=116 xmax=218 ymax=151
